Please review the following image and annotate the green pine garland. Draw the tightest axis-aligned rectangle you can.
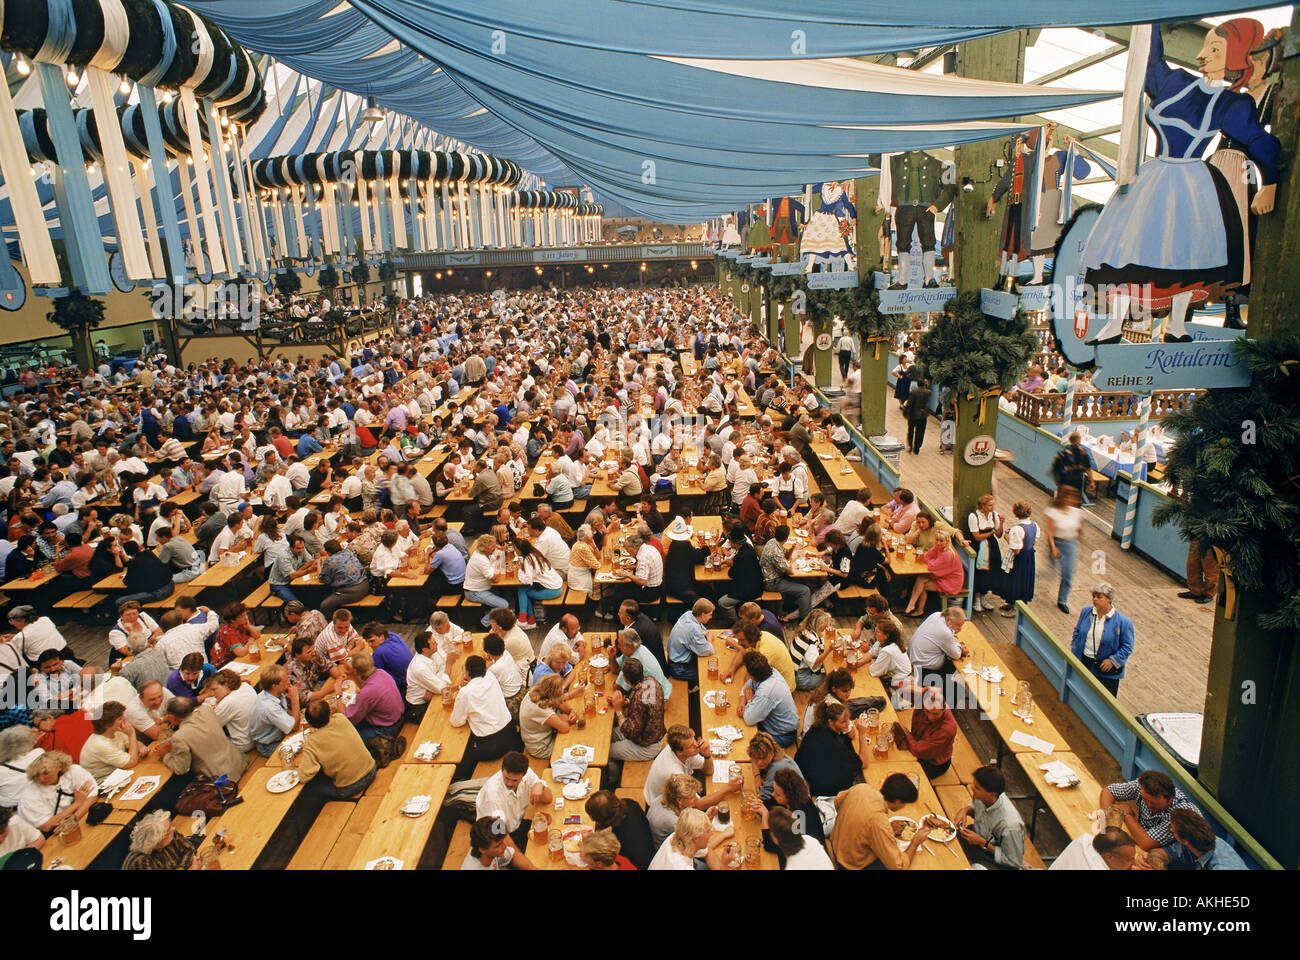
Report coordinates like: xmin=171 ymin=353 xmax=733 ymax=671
xmin=917 ymin=290 xmax=1038 ymax=397
xmin=808 ymin=283 xmax=908 ymax=342
xmin=1152 ymin=336 xmax=1300 ymax=631
xmin=318 ymin=265 xmax=340 ymax=293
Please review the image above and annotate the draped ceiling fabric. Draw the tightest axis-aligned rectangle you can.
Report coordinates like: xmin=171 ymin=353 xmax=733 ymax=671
xmin=185 ymin=0 xmax=1274 ymax=223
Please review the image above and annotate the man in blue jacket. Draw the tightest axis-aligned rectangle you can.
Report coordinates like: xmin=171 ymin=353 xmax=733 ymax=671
xmin=1070 ymin=582 xmax=1134 ymax=696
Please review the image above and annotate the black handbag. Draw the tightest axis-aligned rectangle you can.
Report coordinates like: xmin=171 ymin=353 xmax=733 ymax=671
xmin=846 ymin=696 xmax=887 ymax=719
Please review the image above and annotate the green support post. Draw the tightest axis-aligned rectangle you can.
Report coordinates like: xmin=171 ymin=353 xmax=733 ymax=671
xmin=860 ymin=338 xmax=890 ymax=436
xmin=854 ymin=175 xmax=889 ymax=433
xmin=949 ymin=30 xmax=1026 ymax=527
xmin=1196 ymin=8 xmax=1300 ymax=869
xmin=784 ymin=299 xmax=800 ymax=358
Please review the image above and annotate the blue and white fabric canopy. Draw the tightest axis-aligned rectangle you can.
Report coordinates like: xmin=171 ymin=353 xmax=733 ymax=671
xmin=188 ymin=0 xmax=1268 ymax=220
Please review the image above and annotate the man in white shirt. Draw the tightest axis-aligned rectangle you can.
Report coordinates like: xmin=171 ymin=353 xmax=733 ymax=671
xmin=426 ymin=612 xmax=469 ymax=655
xmin=474 ymin=750 xmax=552 ymax=849
xmin=644 ymin=724 xmax=727 ymax=807
xmin=158 ymin=607 xmax=220 ymax=670
xmin=264 ymin=467 xmax=293 ymax=510
xmin=84 ymin=676 xmax=171 ymax=740
xmin=528 ymin=519 xmax=570 ymax=576
xmin=214 ymin=468 xmax=247 ymax=513
xmin=449 ymin=656 xmax=520 ymax=765
xmin=908 ymin=607 xmax=969 ymax=690
xmin=539 ymin=614 xmax=585 ymax=662
xmin=1049 ymin=828 xmax=1139 ymax=871
xmin=405 ymin=632 xmax=456 ymax=717
xmin=208 ymin=513 xmax=253 ymax=564
xmin=483 ymin=634 xmax=523 ymax=716
xmin=834 ymin=488 xmax=872 ymax=536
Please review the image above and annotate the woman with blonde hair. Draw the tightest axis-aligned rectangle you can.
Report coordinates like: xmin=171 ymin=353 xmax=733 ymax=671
xmin=580 ymin=828 xmax=636 ymax=870
xmin=567 ymin=524 xmax=602 ymax=597
xmin=648 ymin=806 xmax=732 ymax=870
xmin=17 ymin=750 xmax=98 ymax=836
xmin=647 ymin=772 xmax=702 ymax=848
xmin=903 ymin=527 xmax=965 ymax=617
xmin=518 ymin=674 xmax=579 ymax=759
xmin=788 ymin=608 xmax=836 ymax=691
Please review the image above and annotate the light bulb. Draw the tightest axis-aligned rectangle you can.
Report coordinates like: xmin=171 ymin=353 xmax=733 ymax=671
xmin=186 ymin=156 xmax=193 ymax=166
xmin=66 ymin=67 xmax=80 ymax=86
xmin=15 ymin=55 xmax=30 ymax=76
xmin=221 ymin=115 xmax=229 ymax=128
xmin=119 ymin=77 xmax=132 ymax=95
xmin=162 ymin=90 xmax=174 ymax=104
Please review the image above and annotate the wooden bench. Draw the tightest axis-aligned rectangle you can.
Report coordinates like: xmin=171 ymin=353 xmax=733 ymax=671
xmin=760 ymin=591 xmax=783 ymax=604
xmin=666 ymin=679 xmax=690 ymax=729
xmin=435 ymin=594 xmax=461 ymax=608
xmin=1087 ymin=468 xmax=1116 ymax=497
xmin=615 ymin=787 xmax=644 ymax=805
xmin=930 ymin=725 xmax=985 ymax=788
xmin=54 ymin=590 xmax=107 ymax=610
xmin=563 ymin=588 xmax=588 ymax=605
xmin=835 ymin=586 xmax=878 ymax=601
xmin=442 ymin=820 xmax=474 ymax=870
xmin=620 ymin=761 xmax=653 ymax=792
xmin=287 ymin=801 xmax=358 ymax=870
xmin=243 ymin=581 xmax=285 ymax=624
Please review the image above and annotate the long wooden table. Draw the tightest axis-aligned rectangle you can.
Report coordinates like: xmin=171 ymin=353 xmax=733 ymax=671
xmin=808 ymin=440 xmax=863 ymax=494
xmin=1014 ymin=750 xmax=1105 ymax=841
xmin=196 ymin=766 xmax=303 ymax=869
xmin=347 ymin=763 xmax=454 ymax=870
xmin=549 ymin=633 xmax=620 ymax=768
xmin=954 ymin=622 xmax=1067 ymax=757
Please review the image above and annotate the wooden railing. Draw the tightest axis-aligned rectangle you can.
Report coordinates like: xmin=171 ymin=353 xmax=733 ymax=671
xmin=1014 ymin=388 xmax=1203 ymax=425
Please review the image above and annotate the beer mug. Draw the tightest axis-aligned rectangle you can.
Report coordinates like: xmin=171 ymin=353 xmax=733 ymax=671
xmin=1012 ymin=680 xmax=1031 ymax=706
xmin=873 ymin=728 xmax=892 ymax=759
xmin=972 ymin=648 xmax=985 ymax=673
xmin=864 ymin=707 xmax=880 ymax=732
xmin=707 ymin=657 xmax=719 ymax=679
xmin=745 ymin=837 xmax=761 ymax=869
xmin=548 ymin=829 xmax=564 ymax=862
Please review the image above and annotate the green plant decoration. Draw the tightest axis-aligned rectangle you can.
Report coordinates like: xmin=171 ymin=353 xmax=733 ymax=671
xmin=1153 ymin=336 xmax=1300 ymax=630
xmin=917 ymin=290 xmax=1038 ymax=399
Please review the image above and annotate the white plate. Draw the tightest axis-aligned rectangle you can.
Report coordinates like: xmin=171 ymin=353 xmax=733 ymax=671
xmin=921 ymin=814 xmax=958 ymax=843
xmin=266 ymin=770 xmax=300 ymax=793
xmin=709 ymin=725 xmax=743 ymax=741
xmin=589 ymin=654 xmax=609 ymax=669
xmin=889 ymin=815 xmax=919 ymax=849
xmin=561 ymin=745 xmax=592 ymax=763
xmin=562 ymin=781 xmax=590 ymax=801
xmin=702 ymin=690 xmax=724 ymax=707
xmin=709 ymin=738 xmax=732 ymax=756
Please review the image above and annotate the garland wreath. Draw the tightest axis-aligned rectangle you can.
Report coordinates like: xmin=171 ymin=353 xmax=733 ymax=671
xmin=1153 ymin=336 xmax=1300 ymax=630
